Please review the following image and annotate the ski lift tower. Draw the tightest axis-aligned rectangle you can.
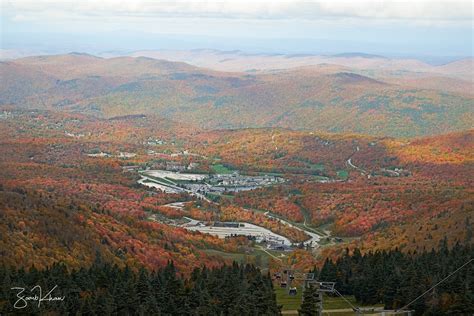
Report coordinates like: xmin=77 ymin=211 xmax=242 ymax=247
xmin=305 ymin=280 xmax=336 ymax=316
xmin=279 ymin=269 xmax=337 ymax=316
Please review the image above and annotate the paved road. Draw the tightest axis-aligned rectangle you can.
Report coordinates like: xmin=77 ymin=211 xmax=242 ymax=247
xmin=263 ymin=211 xmax=321 ymax=247
xmin=346 ymin=145 xmax=367 ymax=175
xmin=256 ymin=245 xmax=284 ymax=261
xmin=138 ymin=174 xmax=211 ymax=202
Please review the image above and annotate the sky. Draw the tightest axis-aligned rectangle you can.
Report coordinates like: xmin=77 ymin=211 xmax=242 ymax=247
xmin=1 ymin=0 xmax=473 ymax=59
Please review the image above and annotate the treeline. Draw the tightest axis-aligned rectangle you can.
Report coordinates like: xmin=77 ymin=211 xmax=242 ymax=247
xmin=317 ymin=241 xmax=474 ymax=315
xmin=0 ymin=259 xmax=280 ymax=315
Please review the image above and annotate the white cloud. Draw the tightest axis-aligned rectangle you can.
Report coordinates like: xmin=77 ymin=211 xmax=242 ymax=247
xmin=10 ymin=14 xmax=35 ymax=22
xmin=3 ymin=0 xmax=473 ymax=22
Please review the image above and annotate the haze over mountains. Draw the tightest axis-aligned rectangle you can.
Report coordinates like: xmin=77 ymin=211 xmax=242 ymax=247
xmin=128 ymin=49 xmax=474 ymax=78
xmin=1 ymin=51 xmax=472 ymax=137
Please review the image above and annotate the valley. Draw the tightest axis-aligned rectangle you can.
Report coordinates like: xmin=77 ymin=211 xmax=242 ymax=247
xmin=0 ymin=52 xmax=472 ymax=315
xmin=134 ymin=165 xmax=322 ymax=253
xmin=1 ymin=107 xmax=471 ymax=258
xmin=2 ymin=0 xmax=473 ymax=313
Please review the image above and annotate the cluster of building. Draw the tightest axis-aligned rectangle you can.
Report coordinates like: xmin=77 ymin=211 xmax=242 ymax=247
xmin=144 ymin=138 xmax=167 ymax=146
xmin=87 ymin=151 xmax=137 ymax=159
xmin=64 ymin=131 xmax=85 ymax=138
xmin=0 ymin=111 xmax=13 ymax=120
xmin=142 ymin=160 xmax=200 ymax=172
xmin=182 ymin=172 xmax=285 ymax=195
xmin=182 ymin=220 xmax=292 ymax=246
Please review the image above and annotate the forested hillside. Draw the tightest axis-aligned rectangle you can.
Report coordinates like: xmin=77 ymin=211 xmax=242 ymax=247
xmin=0 ymin=105 xmax=472 ymax=314
xmin=0 ymin=261 xmax=279 ymax=315
xmin=1 ymin=110 xmax=472 ymax=267
xmin=0 ymin=111 xmax=245 ymax=271
xmin=1 ymin=54 xmax=472 ymax=137
xmin=317 ymin=242 xmax=474 ymax=315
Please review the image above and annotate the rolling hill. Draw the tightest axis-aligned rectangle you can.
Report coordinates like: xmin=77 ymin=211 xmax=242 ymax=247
xmin=1 ymin=53 xmax=472 ymax=138
xmin=129 ymin=49 xmax=474 ymax=79
xmin=1 ymin=108 xmax=471 ymax=260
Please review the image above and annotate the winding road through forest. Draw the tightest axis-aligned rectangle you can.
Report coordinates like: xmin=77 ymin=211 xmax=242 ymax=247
xmin=346 ymin=146 xmax=367 ymax=175
xmin=263 ymin=211 xmax=321 ymax=247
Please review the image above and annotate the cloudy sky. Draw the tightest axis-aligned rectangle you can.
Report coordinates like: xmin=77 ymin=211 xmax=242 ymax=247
xmin=1 ymin=0 xmax=473 ymax=58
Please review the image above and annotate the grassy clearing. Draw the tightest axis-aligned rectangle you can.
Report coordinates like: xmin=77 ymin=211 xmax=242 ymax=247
xmin=276 ymin=287 xmax=303 ymax=310
xmin=276 ymin=287 xmax=361 ymax=311
xmin=205 ymin=192 xmax=223 ymax=202
xmin=336 ymin=170 xmax=349 ymax=180
xmin=211 ymin=164 xmax=234 ymax=174
xmin=309 ymin=163 xmax=325 ymax=171
xmin=323 ymin=295 xmax=357 ymax=309
xmin=310 ymin=175 xmax=330 ymax=181
xmin=220 ymin=194 xmax=235 ymax=199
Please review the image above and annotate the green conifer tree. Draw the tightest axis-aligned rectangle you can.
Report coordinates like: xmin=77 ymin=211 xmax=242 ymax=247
xmin=298 ymin=285 xmax=321 ymax=316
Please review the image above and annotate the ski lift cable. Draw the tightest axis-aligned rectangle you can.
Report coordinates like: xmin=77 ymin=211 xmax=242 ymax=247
xmin=397 ymin=258 xmax=473 ymax=312
xmin=333 ymin=288 xmax=360 ymax=312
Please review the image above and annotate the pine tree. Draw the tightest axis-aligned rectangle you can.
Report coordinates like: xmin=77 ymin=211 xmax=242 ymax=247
xmin=383 ymin=273 xmax=399 ymax=310
xmin=298 ymin=285 xmax=321 ymax=316
xmin=445 ymin=292 xmax=474 ymax=315
xmin=94 ymin=291 xmax=115 ymax=315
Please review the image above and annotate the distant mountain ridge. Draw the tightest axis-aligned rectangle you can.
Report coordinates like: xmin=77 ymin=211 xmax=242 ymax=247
xmin=127 ymin=49 xmax=473 ymax=79
xmin=331 ymin=52 xmax=386 ymax=59
xmin=1 ymin=53 xmax=472 ymax=138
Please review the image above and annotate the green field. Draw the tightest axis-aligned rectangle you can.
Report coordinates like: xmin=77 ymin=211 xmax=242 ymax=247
xmin=276 ymin=287 xmax=359 ymax=311
xmin=275 ymin=287 xmax=303 ymax=310
xmin=311 ymin=175 xmax=330 ymax=181
xmin=220 ymin=194 xmax=235 ymax=199
xmin=309 ymin=163 xmax=325 ymax=171
xmin=205 ymin=192 xmax=222 ymax=202
xmin=336 ymin=170 xmax=349 ymax=180
xmin=211 ymin=164 xmax=234 ymax=174
xmin=323 ymin=295 xmax=358 ymax=310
